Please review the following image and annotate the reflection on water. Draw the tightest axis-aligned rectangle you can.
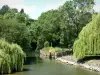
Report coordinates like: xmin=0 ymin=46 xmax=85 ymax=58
xmin=7 ymin=57 xmax=100 ymax=75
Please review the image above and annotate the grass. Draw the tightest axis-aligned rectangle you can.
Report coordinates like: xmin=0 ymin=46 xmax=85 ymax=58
xmin=42 ymin=46 xmax=72 ymax=53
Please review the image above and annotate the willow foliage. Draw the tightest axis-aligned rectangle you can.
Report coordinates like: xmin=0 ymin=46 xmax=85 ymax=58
xmin=73 ymin=14 xmax=100 ymax=60
xmin=0 ymin=39 xmax=26 ymax=74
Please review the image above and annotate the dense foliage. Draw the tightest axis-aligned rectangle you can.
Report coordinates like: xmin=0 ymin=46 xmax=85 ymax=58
xmin=31 ymin=10 xmax=62 ymax=50
xmin=30 ymin=0 xmax=94 ymax=51
xmin=0 ymin=19 xmax=31 ymax=51
xmin=73 ymin=14 xmax=100 ymax=60
xmin=0 ymin=0 xmax=95 ymax=53
xmin=0 ymin=0 xmax=96 ymax=59
xmin=0 ymin=39 xmax=25 ymax=74
xmin=0 ymin=5 xmax=34 ymax=52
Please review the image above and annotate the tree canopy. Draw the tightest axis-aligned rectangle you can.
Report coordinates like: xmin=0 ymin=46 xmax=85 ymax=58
xmin=0 ymin=0 xmax=96 ymax=57
xmin=30 ymin=0 xmax=95 ymax=50
xmin=73 ymin=14 xmax=100 ymax=60
xmin=0 ymin=39 xmax=25 ymax=74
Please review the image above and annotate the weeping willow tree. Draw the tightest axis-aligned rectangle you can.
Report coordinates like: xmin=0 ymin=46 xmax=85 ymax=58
xmin=0 ymin=39 xmax=26 ymax=74
xmin=73 ymin=14 xmax=100 ymax=60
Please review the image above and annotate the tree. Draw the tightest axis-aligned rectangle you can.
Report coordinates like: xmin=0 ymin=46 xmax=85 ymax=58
xmin=20 ymin=9 xmax=24 ymax=14
xmin=16 ymin=13 xmax=29 ymax=23
xmin=3 ymin=8 xmax=18 ymax=19
xmin=73 ymin=14 xmax=100 ymax=60
xmin=73 ymin=0 xmax=94 ymax=12
xmin=0 ymin=39 xmax=25 ymax=74
xmin=73 ymin=0 xmax=95 ymax=37
xmin=0 ymin=19 xmax=31 ymax=51
xmin=31 ymin=9 xmax=61 ymax=50
xmin=9 ymin=8 xmax=18 ymax=13
xmin=59 ymin=1 xmax=75 ymax=47
xmin=58 ymin=0 xmax=94 ymax=48
xmin=0 ymin=5 xmax=10 ymax=15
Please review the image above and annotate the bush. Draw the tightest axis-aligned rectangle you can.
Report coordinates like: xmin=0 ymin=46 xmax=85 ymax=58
xmin=0 ymin=39 xmax=26 ymax=74
xmin=44 ymin=41 xmax=49 ymax=47
xmin=73 ymin=14 xmax=100 ymax=60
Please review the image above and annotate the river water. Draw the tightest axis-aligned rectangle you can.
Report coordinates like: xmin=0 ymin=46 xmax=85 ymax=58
xmin=7 ymin=58 xmax=100 ymax=75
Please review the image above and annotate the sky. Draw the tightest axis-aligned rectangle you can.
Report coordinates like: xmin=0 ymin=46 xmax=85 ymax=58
xmin=0 ymin=0 xmax=100 ymax=19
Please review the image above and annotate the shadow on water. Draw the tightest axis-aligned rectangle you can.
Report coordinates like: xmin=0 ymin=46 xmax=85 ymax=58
xmin=10 ymin=68 xmax=33 ymax=74
xmin=8 ymin=57 xmax=40 ymax=74
xmin=77 ymin=56 xmax=100 ymax=63
xmin=24 ymin=56 xmax=43 ymax=65
xmin=5 ymin=56 xmax=100 ymax=75
xmin=23 ymin=68 xmax=33 ymax=71
xmin=24 ymin=51 xmax=43 ymax=65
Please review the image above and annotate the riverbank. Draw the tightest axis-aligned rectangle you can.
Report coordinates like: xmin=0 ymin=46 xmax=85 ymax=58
xmin=40 ymin=49 xmax=100 ymax=72
xmin=56 ymin=56 xmax=100 ymax=72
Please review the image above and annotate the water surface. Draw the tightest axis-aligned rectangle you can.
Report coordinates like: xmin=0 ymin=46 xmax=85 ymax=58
xmin=8 ymin=58 xmax=100 ymax=75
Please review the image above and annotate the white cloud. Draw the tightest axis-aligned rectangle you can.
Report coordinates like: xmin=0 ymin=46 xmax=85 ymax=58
xmin=0 ymin=0 xmax=36 ymax=18
xmin=10 ymin=5 xmax=36 ymax=14
xmin=0 ymin=0 xmax=69 ymax=19
xmin=43 ymin=0 xmax=66 ymax=12
xmin=0 ymin=0 xmax=24 ymax=6
xmin=94 ymin=4 xmax=100 ymax=12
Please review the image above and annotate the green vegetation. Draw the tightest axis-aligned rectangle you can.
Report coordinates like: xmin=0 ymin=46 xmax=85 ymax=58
xmin=0 ymin=39 xmax=25 ymax=74
xmin=73 ymin=14 xmax=100 ymax=60
xmin=0 ymin=5 xmax=33 ymax=52
xmin=0 ymin=0 xmax=95 ymax=52
xmin=0 ymin=19 xmax=31 ymax=51
xmin=44 ymin=41 xmax=50 ymax=48
xmin=31 ymin=0 xmax=94 ymax=50
xmin=0 ymin=0 xmax=99 ymax=73
xmin=42 ymin=47 xmax=62 ymax=53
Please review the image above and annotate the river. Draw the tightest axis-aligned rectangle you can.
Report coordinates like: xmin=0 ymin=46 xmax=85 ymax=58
xmin=7 ymin=57 xmax=100 ymax=75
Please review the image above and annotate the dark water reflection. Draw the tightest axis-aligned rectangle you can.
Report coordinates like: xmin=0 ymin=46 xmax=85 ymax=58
xmin=7 ymin=57 xmax=100 ymax=75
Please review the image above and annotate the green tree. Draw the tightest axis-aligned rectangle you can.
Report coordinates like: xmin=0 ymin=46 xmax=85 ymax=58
xmin=20 ymin=9 xmax=24 ymax=14
xmin=31 ymin=10 xmax=61 ymax=50
xmin=0 ymin=19 xmax=31 ymax=51
xmin=16 ymin=13 xmax=29 ymax=23
xmin=0 ymin=5 xmax=10 ymax=15
xmin=0 ymin=39 xmax=25 ymax=74
xmin=73 ymin=0 xmax=94 ymax=12
xmin=73 ymin=0 xmax=94 ymax=37
xmin=59 ymin=1 xmax=75 ymax=47
xmin=59 ymin=0 xmax=94 ymax=47
xmin=0 ymin=8 xmax=18 ymax=19
xmin=73 ymin=14 xmax=100 ymax=60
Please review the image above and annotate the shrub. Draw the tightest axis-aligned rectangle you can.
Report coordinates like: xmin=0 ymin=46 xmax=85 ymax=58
xmin=44 ymin=41 xmax=49 ymax=47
